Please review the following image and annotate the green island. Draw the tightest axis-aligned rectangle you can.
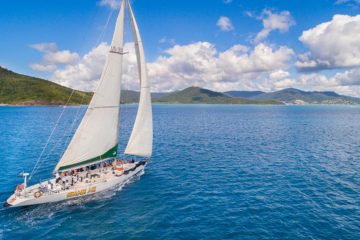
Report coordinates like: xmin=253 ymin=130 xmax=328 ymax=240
xmin=0 ymin=67 xmax=91 ymax=105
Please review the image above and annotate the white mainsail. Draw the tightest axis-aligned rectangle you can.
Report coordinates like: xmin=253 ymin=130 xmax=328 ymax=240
xmin=54 ymin=0 xmax=126 ymax=172
xmin=124 ymin=1 xmax=153 ymax=158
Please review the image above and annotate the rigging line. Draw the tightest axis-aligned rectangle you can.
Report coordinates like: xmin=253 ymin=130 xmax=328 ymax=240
xmin=59 ymin=7 xmax=115 ymax=156
xmin=54 ymin=6 xmax=115 ymax=164
xmin=120 ymin=0 xmax=129 ymax=160
xmin=82 ymin=8 xmax=115 ymax=116
xmin=29 ymin=90 xmax=76 ymax=181
xmin=68 ymin=9 xmax=116 ymax=136
xmin=97 ymin=8 xmax=115 ymax=45
xmin=29 ymin=6 xmax=115 ymax=180
xmin=49 ymin=8 xmax=116 ymax=168
xmin=43 ymin=94 xmax=87 ymax=163
xmin=59 ymin=96 xmax=87 ymax=157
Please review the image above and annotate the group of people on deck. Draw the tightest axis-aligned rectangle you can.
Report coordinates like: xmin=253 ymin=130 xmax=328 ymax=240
xmin=52 ymin=159 xmax=135 ymax=190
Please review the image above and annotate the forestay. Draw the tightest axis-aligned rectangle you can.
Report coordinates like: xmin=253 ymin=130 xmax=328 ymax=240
xmin=124 ymin=1 xmax=153 ymax=158
xmin=54 ymin=0 xmax=126 ymax=172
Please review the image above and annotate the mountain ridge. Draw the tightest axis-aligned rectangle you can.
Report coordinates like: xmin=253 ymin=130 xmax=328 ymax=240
xmin=155 ymin=87 xmax=281 ymax=104
xmin=1 ymin=66 xmax=359 ymax=105
xmin=226 ymin=88 xmax=360 ymax=104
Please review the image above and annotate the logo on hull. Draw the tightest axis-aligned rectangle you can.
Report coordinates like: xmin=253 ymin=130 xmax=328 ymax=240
xmin=66 ymin=186 xmax=97 ymax=198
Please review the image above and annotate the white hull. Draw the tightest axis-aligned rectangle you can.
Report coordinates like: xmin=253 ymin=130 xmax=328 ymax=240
xmin=5 ymin=161 xmax=146 ymax=208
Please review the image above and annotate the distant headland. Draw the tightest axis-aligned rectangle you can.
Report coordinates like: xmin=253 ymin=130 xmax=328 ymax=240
xmin=1 ymin=66 xmax=359 ymax=106
xmin=0 ymin=66 xmax=91 ymax=106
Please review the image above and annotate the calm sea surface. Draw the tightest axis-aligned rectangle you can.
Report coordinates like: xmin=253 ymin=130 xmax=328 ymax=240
xmin=0 ymin=105 xmax=359 ymax=239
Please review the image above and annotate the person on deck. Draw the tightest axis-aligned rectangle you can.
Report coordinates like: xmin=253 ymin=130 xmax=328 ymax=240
xmin=47 ymin=180 xmax=53 ymax=190
xmin=55 ymin=172 xmax=61 ymax=184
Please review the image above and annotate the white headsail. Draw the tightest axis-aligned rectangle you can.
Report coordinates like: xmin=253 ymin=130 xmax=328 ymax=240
xmin=54 ymin=0 xmax=126 ymax=172
xmin=124 ymin=0 xmax=153 ymax=157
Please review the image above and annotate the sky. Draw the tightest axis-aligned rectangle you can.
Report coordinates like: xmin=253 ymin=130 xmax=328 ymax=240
xmin=1 ymin=0 xmax=360 ymax=96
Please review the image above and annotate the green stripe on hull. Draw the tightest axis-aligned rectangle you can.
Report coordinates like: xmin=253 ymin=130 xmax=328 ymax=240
xmin=58 ymin=145 xmax=118 ymax=172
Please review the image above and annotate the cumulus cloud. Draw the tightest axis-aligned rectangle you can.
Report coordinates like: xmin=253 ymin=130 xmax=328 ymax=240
xmin=44 ymin=51 xmax=79 ymax=65
xmin=332 ymin=68 xmax=360 ymax=86
xmin=251 ymin=69 xmax=360 ymax=97
xmin=296 ymin=14 xmax=360 ymax=71
xmin=50 ymin=41 xmax=294 ymax=92
xmin=50 ymin=42 xmax=142 ymax=91
xmin=148 ymin=42 xmax=294 ymax=91
xmin=30 ymin=43 xmax=79 ymax=72
xmin=218 ymin=44 xmax=294 ymax=74
xmin=255 ymin=9 xmax=295 ymax=43
xmin=99 ymin=0 xmax=120 ymax=9
xmin=217 ymin=16 xmax=234 ymax=32
xmin=263 ymin=70 xmax=360 ymax=97
xmin=31 ymin=40 xmax=360 ymax=97
xmin=298 ymin=72 xmax=360 ymax=96
xmin=51 ymin=43 xmax=110 ymax=91
xmin=262 ymin=70 xmax=297 ymax=91
xmin=269 ymin=69 xmax=290 ymax=80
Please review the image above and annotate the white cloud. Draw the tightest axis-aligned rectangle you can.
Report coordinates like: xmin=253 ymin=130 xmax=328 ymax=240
xmin=269 ymin=69 xmax=290 ymax=80
xmin=44 ymin=51 xmax=80 ymax=65
xmin=49 ymin=41 xmax=294 ymax=92
xmin=262 ymin=70 xmax=360 ymax=97
xmin=30 ymin=43 xmax=58 ymax=53
xmin=265 ymin=71 xmax=297 ymax=90
xmin=29 ymin=64 xmax=57 ymax=72
xmin=297 ymin=72 xmax=360 ymax=97
xmin=249 ymin=70 xmax=360 ymax=97
xmin=30 ymin=43 xmax=79 ymax=72
xmin=148 ymin=42 xmax=221 ymax=91
xmin=255 ymin=9 xmax=295 ymax=43
xmin=218 ymin=43 xmax=294 ymax=75
xmin=50 ymin=42 xmax=141 ymax=91
xmin=51 ymin=43 xmax=110 ymax=91
xmin=296 ymin=14 xmax=360 ymax=71
xmin=146 ymin=42 xmax=294 ymax=92
xmin=99 ymin=0 xmax=120 ymax=9
xmin=332 ymin=68 xmax=360 ymax=86
xmin=39 ymin=40 xmax=360 ymax=97
xmin=217 ymin=16 xmax=234 ymax=32
xmin=159 ymin=37 xmax=176 ymax=45
xmin=223 ymin=0 xmax=233 ymax=4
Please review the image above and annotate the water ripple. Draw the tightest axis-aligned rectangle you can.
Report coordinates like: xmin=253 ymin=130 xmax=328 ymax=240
xmin=0 ymin=105 xmax=359 ymax=239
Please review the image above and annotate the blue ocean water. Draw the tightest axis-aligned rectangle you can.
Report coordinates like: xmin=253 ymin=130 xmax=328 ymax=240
xmin=0 ymin=105 xmax=359 ymax=239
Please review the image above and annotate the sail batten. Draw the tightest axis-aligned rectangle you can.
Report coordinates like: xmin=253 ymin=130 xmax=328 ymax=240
xmin=124 ymin=0 xmax=153 ymax=158
xmin=54 ymin=0 xmax=126 ymax=172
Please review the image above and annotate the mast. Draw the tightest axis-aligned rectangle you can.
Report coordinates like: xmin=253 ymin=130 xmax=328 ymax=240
xmin=54 ymin=0 xmax=126 ymax=172
xmin=124 ymin=0 xmax=153 ymax=158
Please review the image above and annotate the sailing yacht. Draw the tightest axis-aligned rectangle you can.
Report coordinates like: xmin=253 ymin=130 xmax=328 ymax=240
xmin=4 ymin=0 xmax=152 ymax=208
